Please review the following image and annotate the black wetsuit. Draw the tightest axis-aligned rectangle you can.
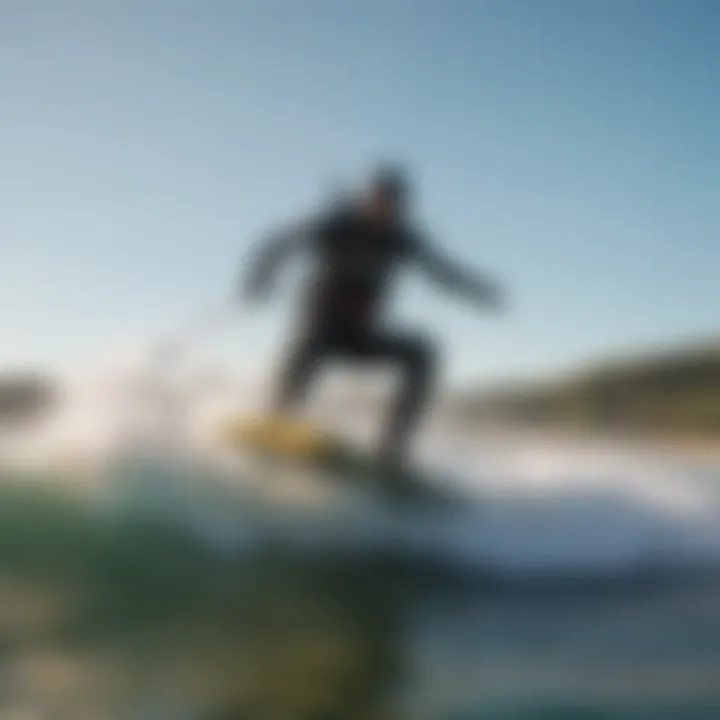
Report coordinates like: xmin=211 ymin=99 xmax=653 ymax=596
xmin=244 ymin=202 xmax=498 ymax=465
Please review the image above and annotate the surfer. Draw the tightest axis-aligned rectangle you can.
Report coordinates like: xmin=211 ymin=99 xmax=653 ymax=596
xmin=240 ymin=165 xmax=504 ymax=483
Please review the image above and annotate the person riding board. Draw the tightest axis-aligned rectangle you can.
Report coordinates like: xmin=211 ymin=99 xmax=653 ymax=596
xmin=240 ymin=165 xmax=504 ymax=483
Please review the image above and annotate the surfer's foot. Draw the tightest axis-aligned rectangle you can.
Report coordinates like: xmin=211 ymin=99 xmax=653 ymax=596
xmin=374 ymin=452 xmax=417 ymax=500
xmin=375 ymin=450 xmax=456 ymax=508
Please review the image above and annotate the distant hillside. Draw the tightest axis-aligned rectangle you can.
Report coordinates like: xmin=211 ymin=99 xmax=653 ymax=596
xmin=455 ymin=340 xmax=720 ymax=436
xmin=0 ymin=372 xmax=59 ymax=426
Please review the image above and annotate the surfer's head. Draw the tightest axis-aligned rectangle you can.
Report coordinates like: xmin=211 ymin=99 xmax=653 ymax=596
xmin=366 ymin=164 xmax=410 ymax=223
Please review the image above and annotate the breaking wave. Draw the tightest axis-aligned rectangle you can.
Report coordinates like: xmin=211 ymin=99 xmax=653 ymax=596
xmin=95 ymin=436 xmax=720 ymax=584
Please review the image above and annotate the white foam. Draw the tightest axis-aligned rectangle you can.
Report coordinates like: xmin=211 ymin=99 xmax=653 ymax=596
xmin=86 ymin=433 xmax=720 ymax=581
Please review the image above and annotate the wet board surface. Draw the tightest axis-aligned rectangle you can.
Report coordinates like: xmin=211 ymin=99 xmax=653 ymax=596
xmin=220 ymin=415 xmax=462 ymax=508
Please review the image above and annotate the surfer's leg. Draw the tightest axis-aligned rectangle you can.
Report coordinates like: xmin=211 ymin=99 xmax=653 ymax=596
xmin=383 ymin=333 xmax=436 ymax=465
xmin=273 ymin=331 xmax=326 ymax=414
xmin=349 ymin=330 xmax=437 ymax=466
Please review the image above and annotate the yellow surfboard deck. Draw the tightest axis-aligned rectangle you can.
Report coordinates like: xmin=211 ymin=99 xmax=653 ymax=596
xmin=220 ymin=415 xmax=459 ymax=507
xmin=220 ymin=415 xmax=364 ymax=469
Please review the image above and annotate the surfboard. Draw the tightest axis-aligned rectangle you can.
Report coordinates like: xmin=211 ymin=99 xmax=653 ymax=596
xmin=219 ymin=415 xmax=459 ymax=507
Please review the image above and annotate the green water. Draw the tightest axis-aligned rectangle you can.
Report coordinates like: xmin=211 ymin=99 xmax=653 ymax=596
xmin=1 ymin=478 xmax=720 ymax=719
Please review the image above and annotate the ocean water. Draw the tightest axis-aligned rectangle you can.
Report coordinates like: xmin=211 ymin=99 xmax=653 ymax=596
xmin=3 ymin=437 xmax=720 ymax=719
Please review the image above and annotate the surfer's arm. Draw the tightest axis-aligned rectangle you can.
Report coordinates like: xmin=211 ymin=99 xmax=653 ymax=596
xmin=240 ymin=218 xmax=316 ymax=302
xmin=412 ymin=235 xmax=504 ymax=312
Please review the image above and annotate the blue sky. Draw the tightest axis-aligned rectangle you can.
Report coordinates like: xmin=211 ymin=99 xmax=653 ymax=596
xmin=1 ymin=0 xmax=718 ymax=384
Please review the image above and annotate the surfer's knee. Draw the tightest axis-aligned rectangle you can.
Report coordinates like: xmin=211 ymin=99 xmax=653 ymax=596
xmin=399 ymin=333 xmax=436 ymax=379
